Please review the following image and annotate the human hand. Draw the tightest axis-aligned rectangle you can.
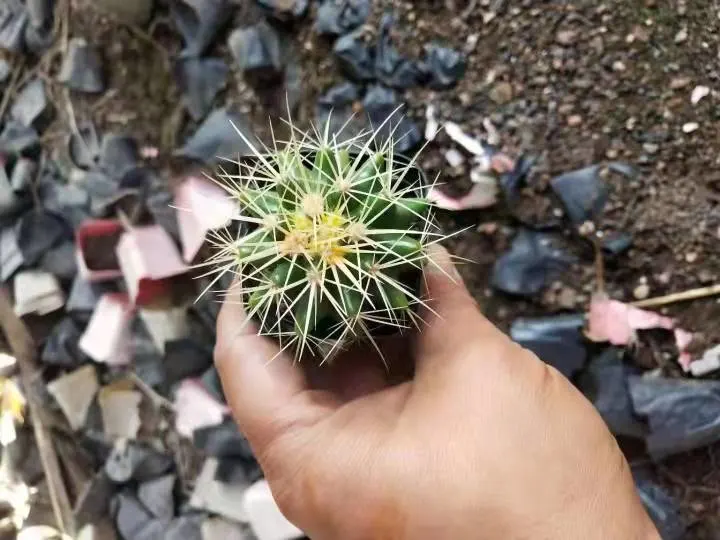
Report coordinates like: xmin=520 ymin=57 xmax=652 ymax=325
xmin=215 ymin=245 xmax=660 ymax=540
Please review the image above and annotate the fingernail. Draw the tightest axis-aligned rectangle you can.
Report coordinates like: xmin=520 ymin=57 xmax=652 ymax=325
xmin=427 ymin=244 xmax=461 ymax=282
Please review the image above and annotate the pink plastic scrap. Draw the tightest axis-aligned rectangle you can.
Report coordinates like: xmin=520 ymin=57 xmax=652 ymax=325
xmin=79 ymin=293 xmax=134 ymax=365
xmin=116 ymin=224 xmax=188 ymax=305
xmin=586 ymin=294 xmax=694 ymax=371
xmin=76 ymin=219 xmax=123 ymax=281
xmin=174 ymin=379 xmax=229 ymax=438
xmin=175 ymin=176 xmax=235 ymax=263
xmin=428 ymin=184 xmax=497 ymax=210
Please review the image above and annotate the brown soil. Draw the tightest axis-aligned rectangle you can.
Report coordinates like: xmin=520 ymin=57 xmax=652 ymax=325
xmin=41 ymin=0 xmax=720 ymax=535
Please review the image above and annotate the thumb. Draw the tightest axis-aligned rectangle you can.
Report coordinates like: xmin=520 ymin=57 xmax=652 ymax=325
xmin=415 ymin=245 xmax=507 ymax=374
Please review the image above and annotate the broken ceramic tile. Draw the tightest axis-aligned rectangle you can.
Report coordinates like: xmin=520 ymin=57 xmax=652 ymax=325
xmin=39 ymin=241 xmax=77 ymax=282
xmin=577 ymin=348 xmax=646 ymax=438
xmin=190 ymin=457 xmax=250 ymax=522
xmin=201 ymin=517 xmax=250 ymax=540
xmin=193 ymin=416 xmax=254 ymax=460
xmin=170 ymin=0 xmax=232 ymax=57
xmin=10 ymin=78 xmax=52 ymax=130
xmin=0 ymin=121 xmax=40 ymax=156
xmin=0 ymin=226 xmax=24 ymax=281
xmin=76 ymin=219 xmax=124 ymax=281
xmin=67 ymin=275 xmax=112 ymax=317
xmin=99 ymin=134 xmax=139 ymax=180
xmin=175 ymin=175 xmax=235 ymax=262
xmin=79 ymin=293 xmax=134 ymax=365
xmin=9 ymin=158 xmax=36 ymax=193
xmin=164 ymin=337 xmax=213 ymax=383
xmin=0 ymin=1 xmax=28 ymax=53
xmin=139 ymin=306 xmax=189 ymax=351
xmin=257 ymin=0 xmax=309 ymax=23
xmin=116 ymin=225 xmax=188 ymax=305
xmin=98 ymin=386 xmax=142 ymax=439
xmin=137 ymin=474 xmax=175 ymax=520
xmin=244 ymin=479 xmax=303 ymax=540
xmin=113 ymin=492 xmax=167 ymax=540
xmin=41 ymin=317 xmax=85 ymax=368
xmin=363 ymin=85 xmax=421 ymax=153
xmin=228 ymin=21 xmax=283 ymax=86
xmin=422 ymin=43 xmax=466 ymax=89
xmin=15 ymin=210 xmax=69 ymax=265
xmin=166 ymin=515 xmax=203 ymax=540
xmin=550 ymin=166 xmax=609 ymax=225
xmin=58 ymin=37 xmax=105 ymax=93
xmin=174 ymin=56 xmax=228 ymax=121
xmin=315 ymin=0 xmax=370 ymax=36
xmin=174 ymin=379 xmax=228 ymax=438
xmin=427 ymin=181 xmax=497 ymax=211
xmin=510 ymin=314 xmax=587 ymax=379
xmin=69 ymin=123 xmax=102 ymax=170
xmin=690 ymin=344 xmax=720 ymax=377
xmin=105 ymin=439 xmax=174 ymax=484
xmin=629 ymin=375 xmax=720 ymax=459
xmin=176 ymin=108 xmax=256 ymax=166
xmin=333 ymin=29 xmax=374 ymax=82
xmin=47 ymin=365 xmax=99 ymax=431
xmin=491 ymin=229 xmax=575 ymax=297
xmin=374 ymin=13 xmax=423 ymax=89
xmin=13 ymin=269 xmax=64 ymax=316
xmin=444 ymin=121 xmax=487 ymax=157
xmin=633 ymin=469 xmax=685 ymax=540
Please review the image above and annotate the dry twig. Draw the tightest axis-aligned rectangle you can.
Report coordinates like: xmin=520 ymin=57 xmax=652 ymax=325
xmin=632 ymin=284 xmax=720 ymax=309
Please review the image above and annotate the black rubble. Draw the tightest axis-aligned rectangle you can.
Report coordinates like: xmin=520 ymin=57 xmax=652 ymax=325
xmin=363 ymin=85 xmax=421 ymax=153
xmin=176 ymin=108 xmax=257 ymax=165
xmin=170 ymin=0 xmax=232 ymax=57
xmin=633 ymin=469 xmax=686 ymax=540
xmin=58 ymin=37 xmax=106 ymax=94
xmin=629 ymin=375 xmax=720 ymax=460
xmin=10 ymin=78 xmax=52 ymax=130
xmin=333 ymin=30 xmax=375 ymax=82
xmin=423 ymin=43 xmax=467 ymax=89
xmin=550 ymin=165 xmax=609 ymax=225
xmin=256 ymin=0 xmax=309 ymax=23
xmin=0 ymin=1 xmax=28 ymax=53
xmin=164 ymin=338 xmax=213 ymax=383
xmin=315 ymin=0 xmax=371 ymax=36
xmin=105 ymin=441 xmax=174 ymax=484
xmin=41 ymin=317 xmax=86 ymax=368
xmin=491 ymin=229 xmax=575 ymax=297
xmin=174 ymin=56 xmax=228 ymax=121
xmin=509 ymin=314 xmax=587 ymax=379
xmin=99 ymin=134 xmax=140 ymax=179
xmin=228 ymin=21 xmax=284 ymax=86
xmin=68 ymin=123 xmax=102 ymax=170
xmin=374 ymin=13 xmax=423 ymax=89
xmin=137 ymin=474 xmax=176 ymax=520
xmin=15 ymin=211 xmax=70 ymax=266
xmin=0 ymin=121 xmax=39 ymax=156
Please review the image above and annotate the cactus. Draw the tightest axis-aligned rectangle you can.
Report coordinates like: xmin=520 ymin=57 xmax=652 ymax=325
xmin=204 ymin=119 xmax=447 ymax=363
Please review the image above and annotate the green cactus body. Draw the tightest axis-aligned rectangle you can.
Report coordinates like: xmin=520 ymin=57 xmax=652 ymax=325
xmin=207 ymin=122 xmax=444 ymax=363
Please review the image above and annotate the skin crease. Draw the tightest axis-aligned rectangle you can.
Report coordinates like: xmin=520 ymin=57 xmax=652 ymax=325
xmin=215 ymin=245 xmax=661 ymax=540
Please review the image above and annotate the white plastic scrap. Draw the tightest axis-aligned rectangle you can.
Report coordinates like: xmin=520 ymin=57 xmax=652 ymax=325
xmin=444 ymin=122 xmax=486 ymax=157
xmin=444 ymin=148 xmax=465 ymax=168
xmin=689 ymin=344 xmax=720 ymax=377
xmin=13 ymin=271 xmax=64 ymax=316
xmin=424 ymin=104 xmax=439 ymax=141
xmin=243 ymin=480 xmax=303 ymax=540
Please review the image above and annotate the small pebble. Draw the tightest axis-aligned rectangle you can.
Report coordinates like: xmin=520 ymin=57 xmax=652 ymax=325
xmin=691 ymin=85 xmax=710 ymax=105
xmin=567 ymin=114 xmax=583 ymax=127
xmin=685 ymin=251 xmax=699 ymax=263
xmin=633 ymin=283 xmax=650 ymax=300
xmin=612 ymin=61 xmax=626 ymax=72
xmin=642 ymin=142 xmax=659 ymax=154
xmin=682 ymin=122 xmax=699 ymax=133
xmin=556 ymin=30 xmax=577 ymax=45
xmin=670 ymin=76 xmax=691 ymax=90
xmin=489 ymin=81 xmax=513 ymax=104
xmin=675 ymin=28 xmax=688 ymax=43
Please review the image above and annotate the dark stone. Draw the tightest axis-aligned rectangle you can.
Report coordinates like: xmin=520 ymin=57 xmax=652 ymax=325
xmin=500 ymin=155 xmax=536 ymax=201
xmin=0 ymin=1 xmax=28 ymax=53
xmin=75 ymin=471 xmax=116 ymax=524
xmin=176 ymin=108 xmax=257 ymax=166
xmin=256 ymin=0 xmax=309 ymax=22
xmin=137 ymin=474 xmax=176 ymax=519
xmin=0 ymin=121 xmax=40 ymax=156
xmin=200 ymin=366 xmax=225 ymax=404
xmin=40 ymin=179 xmax=91 ymax=228
xmin=132 ymin=321 xmax=167 ymax=392
xmin=510 ymin=314 xmax=587 ymax=379
xmin=228 ymin=22 xmax=283 ymax=87
xmin=164 ymin=338 xmax=213 ymax=384
xmin=333 ymin=30 xmax=375 ymax=82
xmin=24 ymin=22 xmax=54 ymax=55
xmin=165 ymin=515 xmax=203 ymax=540
xmin=10 ymin=78 xmax=52 ymax=130
xmin=170 ymin=0 xmax=233 ymax=57
xmin=315 ymin=0 xmax=370 ymax=36
xmin=363 ymin=85 xmax=421 ymax=153
xmin=602 ymin=231 xmax=633 ymax=256
xmin=68 ymin=123 xmax=102 ymax=170
xmin=550 ymin=166 xmax=608 ymax=225
xmin=577 ymin=348 xmax=646 ymax=438
xmin=215 ymin=457 xmax=263 ymax=484
xmin=147 ymin=189 xmax=179 ymax=241
xmin=422 ymin=43 xmax=466 ymax=89
xmin=58 ymin=37 xmax=105 ymax=93
xmin=41 ymin=317 xmax=85 ymax=367
xmin=26 ymin=0 xmax=54 ymax=30
xmin=629 ymin=376 xmax=720 ymax=459
xmin=491 ymin=229 xmax=575 ymax=297
xmin=174 ymin=56 xmax=228 ymax=121
xmin=0 ymin=167 xmax=30 ymax=223
xmin=633 ymin=469 xmax=685 ymax=540
xmin=15 ymin=210 xmax=70 ymax=266
xmin=113 ymin=492 xmax=168 ymax=540
xmin=39 ymin=241 xmax=77 ymax=281
xmin=374 ymin=13 xmax=423 ymax=89
xmin=105 ymin=441 xmax=174 ymax=484
xmin=315 ymin=81 xmax=361 ymax=133
xmin=0 ymin=59 xmax=10 ymax=83
xmin=67 ymin=276 xmax=113 ymax=318
xmin=193 ymin=417 xmax=254 ymax=459
xmin=99 ymin=134 xmax=139 ymax=180
xmin=0 ymin=226 xmax=24 ymax=282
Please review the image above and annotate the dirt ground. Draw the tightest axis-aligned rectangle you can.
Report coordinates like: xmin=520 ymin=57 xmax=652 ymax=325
xmin=50 ymin=0 xmax=720 ymax=536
